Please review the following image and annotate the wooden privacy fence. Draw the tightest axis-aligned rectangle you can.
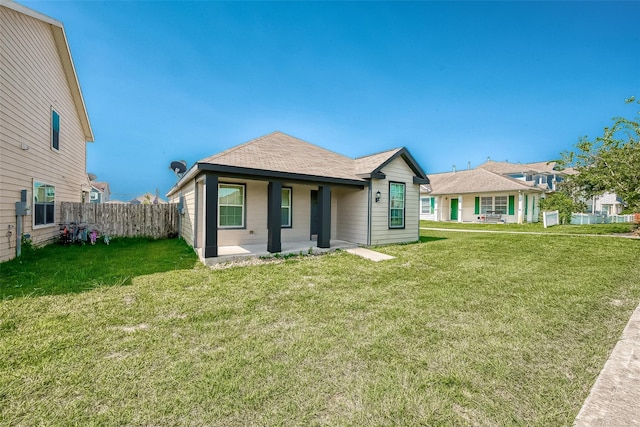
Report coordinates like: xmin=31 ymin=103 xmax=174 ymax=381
xmin=60 ymin=202 xmax=179 ymax=239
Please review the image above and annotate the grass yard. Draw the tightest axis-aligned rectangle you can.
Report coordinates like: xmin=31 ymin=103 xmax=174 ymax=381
xmin=421 ymin=219 xmax=637 ymax=235
xmin=1 ymin=233 xmax=639 ymax=425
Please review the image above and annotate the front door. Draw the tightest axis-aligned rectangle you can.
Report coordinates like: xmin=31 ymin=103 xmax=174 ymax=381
xmin=310 ymin=190 xmax=319 ymax=238
xmin=450 ymin=198 xmax=458 ymax=221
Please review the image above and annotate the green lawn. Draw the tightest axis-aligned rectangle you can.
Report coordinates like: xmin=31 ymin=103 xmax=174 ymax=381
xmin=421 ymin=219 xmax=637 ymax=235
xmin=1 ymin=234 xmax=639 ymax=425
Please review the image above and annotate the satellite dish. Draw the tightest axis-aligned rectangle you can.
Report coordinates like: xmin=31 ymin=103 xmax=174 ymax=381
xmin=88 ymin=173 xmax=97 ymax=181
xmin=169 ymin=160 xmax=187 ymax=179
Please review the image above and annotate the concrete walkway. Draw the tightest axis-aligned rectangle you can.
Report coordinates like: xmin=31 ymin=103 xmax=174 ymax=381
xmin=346 ymin=247 xmax=395 ymax=262
xmin=574 ymin=304 xmax=640 ymax=426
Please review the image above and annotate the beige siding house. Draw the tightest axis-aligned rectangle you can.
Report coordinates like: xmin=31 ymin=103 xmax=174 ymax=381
xmin=167 ymin=131 xmax=429 ymax=261
xmin=0 ymin=0 xmax=94 ymax=261
xmin=420 ymin=160 xmax=575 ymax=224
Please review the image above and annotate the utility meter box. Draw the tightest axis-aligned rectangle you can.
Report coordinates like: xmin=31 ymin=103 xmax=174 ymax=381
xmin=15 ymin=201 xmax=30 ymax=216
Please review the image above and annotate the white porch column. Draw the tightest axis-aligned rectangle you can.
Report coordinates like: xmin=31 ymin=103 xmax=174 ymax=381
xmin=434 ymin=196 xmax=440 ymax=221
xmin=458 ymin=195 xmax=463 ymax=223
xmin=517 ymin=192 xmax=524 ymax=224
xmin=532 ymin=196 xmax=539 ymax=222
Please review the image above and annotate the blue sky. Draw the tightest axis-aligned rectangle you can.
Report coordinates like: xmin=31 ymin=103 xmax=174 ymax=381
xmin=23 ymin=1 xmax=640 ymax=201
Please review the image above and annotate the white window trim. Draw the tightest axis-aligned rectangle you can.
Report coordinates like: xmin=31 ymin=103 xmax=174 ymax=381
xmin=421 ymin=197 xmax=431 ymax=214
xmin=218 ymin=183 xmax=245 ymax=229
xmin=494 ymin=196 xmax=508 ymax=215
xmin=281 ymin=187 xmax=292 ymax=228
xmin=389 ymin=182 xmax=406 ymax=229
xmin=33 ymin=180 xmax=56 ymax=228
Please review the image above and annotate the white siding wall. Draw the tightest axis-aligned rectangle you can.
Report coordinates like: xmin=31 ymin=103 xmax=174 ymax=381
xmin=432 ymin=192 xmax=542 ymax=223
xmin=0 ymin=7 xmax=89 ymax=261
xmin=370 ymin=157 xmax=420 ymax=245
xmin=335 ymin=187 xmax=368 ymax=244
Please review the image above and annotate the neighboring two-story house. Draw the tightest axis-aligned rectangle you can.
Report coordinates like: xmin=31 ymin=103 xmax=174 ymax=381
xmin=89 ymin=181 xmax=111 ymax=204
xmin=0 ymin=0 xmax=94 ymax=261
xmin=420 ymin=160 xmax=573 ymax=224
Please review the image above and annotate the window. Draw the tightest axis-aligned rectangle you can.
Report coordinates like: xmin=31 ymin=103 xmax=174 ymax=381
xmin=480 ymin=196 xmax=492 ymax=214
xmin=494 ymin=196 xmax=508 ymax=214
xmin=34 ymin=182 xmax=55 ymax=226
xmin=389 ymin=182 xmax=405 ymax=228
xmin=421 ymin=197 xmax=431 ymax=214
xmin=51 ymin=109 xmax=60 ymax=151
xmin=218 ymin=184 xmax=244 ymax=228
xmin=281 ymin=187 xmax=292 ymax=227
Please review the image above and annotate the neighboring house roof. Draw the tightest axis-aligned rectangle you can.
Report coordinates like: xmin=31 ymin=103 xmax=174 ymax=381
xmin=478 ymin=160 xmax=575 ymax=175
xmin=91 ymin=181 xmax=110 ymax=193
xmin=130 ymin=193 xmax=167 ymax=204
xmin=168 ymin=131 xmax=429 ymax=196
xmin=1 ymin=0 xmax=94 ymax=142
xmin=423 ymin=168 xmax=544 ymax=196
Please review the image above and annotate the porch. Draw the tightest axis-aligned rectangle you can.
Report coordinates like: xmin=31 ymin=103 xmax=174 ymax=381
xmin=199 ymin=239 xmax=358 ymax=266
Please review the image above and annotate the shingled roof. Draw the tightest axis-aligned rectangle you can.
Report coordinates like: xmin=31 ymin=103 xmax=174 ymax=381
xmin=168 ymin=132 xmax=428 ymax=195
xmin=199 ymin=132 xmax=358 ymax=181
xmin=478 ymin=160 xmax=574 ymax=175
xmin=424 ymin=168 xmax=543 ymax=195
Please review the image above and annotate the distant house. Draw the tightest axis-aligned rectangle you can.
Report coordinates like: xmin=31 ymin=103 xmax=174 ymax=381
xmin=587 ymin=192 xmax=625 ymax=216
xmin=421 ymin=160 xmax=573 ymax=223
xmin=89 ymin=181 xmax=111 ymax=203
xmin=129 ymin=192 xmax=167 ymax=205
xmin=166 ymin=131 xmax=429 ymax=260
xmin=477 ymin=160 xmax=571 ymax=191
xmin=0 ymin=0 xmax=94 ymax=261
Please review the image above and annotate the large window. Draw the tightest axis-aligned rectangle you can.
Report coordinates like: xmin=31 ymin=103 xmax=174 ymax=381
xmin=494 ymin=196 xmax=508 ymax=214
xmin=34 ymin=182 xmax=55 ymax=226
xmin=480 ymin=196 xmax=493 ymax=214
xmin=477 ymin=195 xmax=514 ymax=215
xmin=51 ymin=109 xmax=60 ymax=151
xmin=281 ymin=187 xmax=292 ymax=227
xmin=389 ymin=182 xmax=405 ymax=228
xmin=421 ymin=197 xmax=432 ymax=214
xmin=218 ymin=184 xmax=244 ymax=228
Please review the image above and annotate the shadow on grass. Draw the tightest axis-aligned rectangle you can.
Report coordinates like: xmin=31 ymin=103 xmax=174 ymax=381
xmin=420 ymin=236 xmax=448 ymax=243
xmin=0 ymin=237 xmax=200 ymax=300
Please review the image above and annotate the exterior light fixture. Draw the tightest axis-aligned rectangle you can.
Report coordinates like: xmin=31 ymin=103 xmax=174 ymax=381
xmin=375 ymin=190 xmax=381 ymax=202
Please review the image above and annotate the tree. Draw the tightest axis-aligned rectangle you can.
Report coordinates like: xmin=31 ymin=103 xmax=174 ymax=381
xmin=558 ymin=97 xmax=640 ymax=211
xmin=539 ymin=192 xmax=585 ymax=225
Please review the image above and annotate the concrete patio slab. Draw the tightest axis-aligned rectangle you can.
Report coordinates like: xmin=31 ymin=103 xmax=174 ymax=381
xmin=574 ymin=304 xmax=640 ymax=426
xmin=346 ymin=247 xmax=395 ymax=262
xmin=202 ymin=239 xmax=357 ymax=266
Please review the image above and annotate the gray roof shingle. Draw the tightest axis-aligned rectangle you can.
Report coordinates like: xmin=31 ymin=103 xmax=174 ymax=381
xmin=424 ymin=168 xmax=542 ymax=195
xmin=200 ymin=132 xmax=360 ymax=181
